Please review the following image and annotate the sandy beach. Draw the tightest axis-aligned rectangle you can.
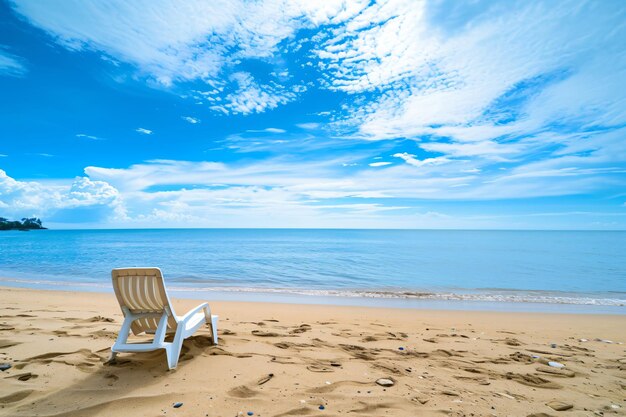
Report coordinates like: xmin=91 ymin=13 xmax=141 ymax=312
xmin=0 ymin=286 xmax=624 ymax=417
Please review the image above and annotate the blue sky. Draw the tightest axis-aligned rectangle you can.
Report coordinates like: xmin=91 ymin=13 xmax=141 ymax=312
xmin=1 ymin=0 xmax=625 ymax=229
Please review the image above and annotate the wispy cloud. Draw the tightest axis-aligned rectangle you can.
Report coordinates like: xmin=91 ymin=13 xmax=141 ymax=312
xmin=0 ymin=47 xmax=27 ymax=77
xmin=297 ymin=123 xmax=320 ymax=130
xmin=181 ymin=116 xmax=200 ymax=124
xmin=219 ymin=72 xmax=299 ymax=115
xmin=368 ymin=162 xmax=392 ymax=167
xmin=246 ymin=127 xmax=286 ymax=134
xmin=9 ymin=1 xmax=364 ymax=114
xmin=393 ymin=153 xmax=451 ymax=168
xmin=135 ymin=128 xmax=153 ymax=135
xmin=76 ymin=133 xmax=100 ymax=140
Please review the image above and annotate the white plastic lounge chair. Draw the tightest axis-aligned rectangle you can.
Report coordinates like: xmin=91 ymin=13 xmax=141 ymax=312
xmin=109 ymin=267 xmax=218 ymax=369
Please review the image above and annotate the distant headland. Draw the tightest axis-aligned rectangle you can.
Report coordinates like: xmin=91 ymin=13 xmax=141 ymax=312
xmin=0 ymin=217 xmax=47 ymax=231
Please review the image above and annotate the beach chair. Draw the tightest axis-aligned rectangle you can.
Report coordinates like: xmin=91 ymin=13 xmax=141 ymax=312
xmin=109 ymin=267 xmax=218 ymax=369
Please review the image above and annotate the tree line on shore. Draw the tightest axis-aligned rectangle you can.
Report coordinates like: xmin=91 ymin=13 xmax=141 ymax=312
xmin=0 ymin=217 xmax=46 ymax=230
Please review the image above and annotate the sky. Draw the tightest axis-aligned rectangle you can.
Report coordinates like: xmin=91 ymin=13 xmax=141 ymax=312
xmin=0 ymin=0 xmax=625 ymax=230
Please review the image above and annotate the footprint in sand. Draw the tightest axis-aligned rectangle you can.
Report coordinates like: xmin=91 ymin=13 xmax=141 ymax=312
xmin=18 ymin=349 xmax=105 ymax=372
xmin=209 ymin=347 xmax=253 ymax=358
xmin=0 ymin=389 xmax=34 ymax=404
xmin=0 ymin=339 xmax=20 ymax=348
xmin=504 ymin=372 xmax=562 ymax=389
xmin=252 ymin=330 xmax=285 ymax=337
xmin=87 ymin=316 xmax=115 ymax=323
xmin=339 ymin=344 xmax=380 ymax=361
xmin=289 ymin=324 xmax=312 ymax=334
xmin=306 ymin=360 xmax=342 ymax=373
xmin=5 ymin=372 xmax=38 ymax=381
xmin=104 ymin=372 xmax=119 ymax=386
xmin=90 ymin=329 xmax=118 ymax=338
xmin=385 ymin=331 xmax=408 ymax=340
xmin=508 ymin=352 xmax=535 ymax=363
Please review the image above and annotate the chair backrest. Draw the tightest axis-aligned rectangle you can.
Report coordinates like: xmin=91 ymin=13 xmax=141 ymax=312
xmin=111 ymin=267 xmax=178 ymax=335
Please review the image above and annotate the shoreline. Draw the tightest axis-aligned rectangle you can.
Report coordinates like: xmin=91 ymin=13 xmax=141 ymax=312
xmin=0 ymin=286 xmax=624 ymax=416
xmin=1 ymin=275 xmax=625 ymax=315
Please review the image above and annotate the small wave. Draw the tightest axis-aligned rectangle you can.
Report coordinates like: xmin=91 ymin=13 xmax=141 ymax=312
xmin=167 ymin=286 xmax=626 ymax=306
xmin=0 ymin=277 xmax=623 ymax=307
xmin=0 ymin=277 xmax=111 ymax=289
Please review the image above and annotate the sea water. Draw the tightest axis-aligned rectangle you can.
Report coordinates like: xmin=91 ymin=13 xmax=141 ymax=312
xmin=0 ymin=229 xmax=624 ymax=313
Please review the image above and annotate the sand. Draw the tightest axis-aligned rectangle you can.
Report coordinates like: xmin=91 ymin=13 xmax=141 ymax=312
xmin=0 ymin=286 xmax=624 ymax=417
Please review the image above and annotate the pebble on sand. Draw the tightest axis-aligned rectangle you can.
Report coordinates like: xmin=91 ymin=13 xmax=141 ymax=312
xmin=375 ymin=378 xmax=395 ymax=387
xmin=547 ymin=401 xmax=573 ymax=411
xmin=548 ymin=361 xmax=565 ymax=368
xmin=318 ymin=405 xmax=325 ymax=410
xmin=247 ymin=412 xmax=254 ymax=416
xmin=0 ymin=363 xmax=11 ymax=371
xmin=173 ymin=402 xmax=183 ymax=408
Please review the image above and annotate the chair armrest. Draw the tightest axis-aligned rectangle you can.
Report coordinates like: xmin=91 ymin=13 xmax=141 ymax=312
xmin=179 ymin=302 xmax=212 ymax=322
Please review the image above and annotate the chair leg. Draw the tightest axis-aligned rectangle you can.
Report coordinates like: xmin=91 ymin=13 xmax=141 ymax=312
xmin=164 ymin=344 xmax=175 ymax=370
xmin=211 ymin=316 xmax=219 ymax=345
xmin=166 ymin=328 xmax=186 ymax=370
xmin=107 ymin=351 xmax=118 ymax=363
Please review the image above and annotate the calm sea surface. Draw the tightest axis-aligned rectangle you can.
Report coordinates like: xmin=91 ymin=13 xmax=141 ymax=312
xmin=0 ymin=229 xmax=625 ymax=311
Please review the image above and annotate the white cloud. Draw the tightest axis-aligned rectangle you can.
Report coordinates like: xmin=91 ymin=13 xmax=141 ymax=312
xmin=220 ymin=72 xmax=298 ymax=115
xmin=181 ymin=116 xmax=200 ymax=124
xmin=4 ymin=1 xmax=626 ymax=228
xmin=76 ymin=133 xmax=100 ymax=140
xmin=393 ymin=152 xmax=451 ymax=168
xmin=135 ymin=128 xmax=152 ymax=135
xmin=2 ymin=147 xmax=624 ymax=228
xmin=296 ymin=123 xmax=320 ymax=130
xmin=246 ymin=127 xmax=286 ymax=134
xmin=10 ymin=0 xmax=367 ymax=113
xmin=264 ymin=128 xmax=286 ymax=134
xmin=0 ymin=169 xmax=123 ymax=221
xmin=79 ymin=157 xmax=624 ymax=229
xmin=313 ymin=0 xmax=626 ymax=183
xmin=419 ymin=141 xmax=515 ymax=159
xmin=0 ymin=154 xmax=7 ymax=158
xmin=320 ymin=1 xmax=625 ymax=132
xmin=0 ymin=48 xmax=27 ymax=77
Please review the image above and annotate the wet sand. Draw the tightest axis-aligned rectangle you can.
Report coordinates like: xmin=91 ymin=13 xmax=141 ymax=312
xmin=0 ymin=286 xmax=624 ymax=416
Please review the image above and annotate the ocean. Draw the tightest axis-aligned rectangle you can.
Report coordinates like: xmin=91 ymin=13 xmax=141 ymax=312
xmin=0 ymin=229 xmax=624 ymax=313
